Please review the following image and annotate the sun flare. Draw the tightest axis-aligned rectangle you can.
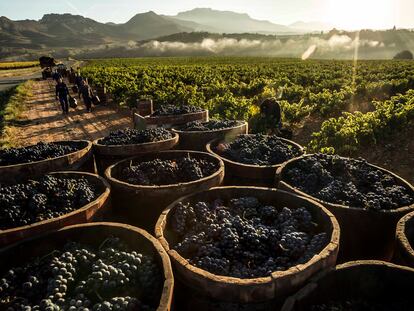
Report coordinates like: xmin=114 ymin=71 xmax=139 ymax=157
xmin=326 ymin=0 xmax=395 ymax=30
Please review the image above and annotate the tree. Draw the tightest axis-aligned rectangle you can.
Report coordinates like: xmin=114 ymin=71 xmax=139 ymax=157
xmin=393 ymin=50 xmax=413 ymax=60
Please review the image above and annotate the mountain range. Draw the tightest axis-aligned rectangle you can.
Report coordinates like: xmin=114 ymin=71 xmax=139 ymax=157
xmin=0 ymin=8 xmax=332 ymax=49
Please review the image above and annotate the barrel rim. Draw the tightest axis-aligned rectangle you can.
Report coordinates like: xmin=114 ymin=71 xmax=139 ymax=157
xmin=0 ymin=171 xmax=110 ymax=235
xmin=171 ymin=120 xmax=247 ymax=134
xmin=0 ymin=222 xmax=174 ymax=311
xmin=275 ymin=153 xmax=414 ymax=214
xmin=206 ymin=134 xmax=305 ymax=169
xmin=155 ymin=186 xmax=340 ymax=286
xmin=104 ymin=150 xmax=225 ymax=190
xmin=0 ymin=140 xmax=92 ymax=169
xmin=146 ymin=109 xmax=208 ymax=120
xmin=93 ymin=132 xmax=179 ymax=150
xmin=396 ymin=211 xmax=414 ymax=263
xmin=281 ymin=260 xmax=414 ymax=311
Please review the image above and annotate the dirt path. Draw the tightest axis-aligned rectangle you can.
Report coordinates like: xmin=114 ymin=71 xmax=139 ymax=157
xmin=10 ymin=79 xmax=132 ymax=146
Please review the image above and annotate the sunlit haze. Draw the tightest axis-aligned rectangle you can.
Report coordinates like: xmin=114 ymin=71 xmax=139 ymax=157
xmin=326 ymin=0 xmax=396 ymax=30
xmin=0 ymin=0 xmax=412 ymax=30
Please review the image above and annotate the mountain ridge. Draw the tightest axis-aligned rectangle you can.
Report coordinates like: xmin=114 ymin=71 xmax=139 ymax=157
xmin=171 ymin=8 xmax=294 ymax=34
xmin=0 ymin=8 xmax=337 ymax=57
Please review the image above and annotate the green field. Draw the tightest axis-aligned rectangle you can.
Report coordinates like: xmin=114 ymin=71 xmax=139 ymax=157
xmin=0 ymin=61 xmax=39 ymax=70
xmin=82 ymin=57 xmax=414 ymax=156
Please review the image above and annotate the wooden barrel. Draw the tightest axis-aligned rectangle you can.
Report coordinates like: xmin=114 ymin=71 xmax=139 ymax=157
xmin=92 ymin=132 xmax=179 ymax=176
xmin=0 ymin=171 xmax=110 ymax=247
xmin=105 ymin=151 xmax=224 ymax=233
xmin=395 ymin=211 xmax=414 ymax=267
xmin=276 ymin=154 xmax=414 ymax=262
xmin=133 ymin=110 xmax=209 ymax=130
xmin=0 ymin=222 xmax=174 ymax=311
xmin=172 ymin=121 xmax=248 ymax=151
xmin=95 ymin=86 xmax=108 ymax=104
xmin=207 ymin=135 xmax=304 ymax=187
xmin=135 ymin=99 xmax=154 ymax=116
xmin=281 ymin=261 xmax=414 ymax=311
xmin=0 ymin=140 xmax=94 ymax=184
xmin=155 ymin=187 xmax=339 ymax=304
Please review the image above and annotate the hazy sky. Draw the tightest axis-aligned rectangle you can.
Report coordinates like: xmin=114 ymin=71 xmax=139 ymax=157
xmin=1 ymin=0 xmax=413 ymax=30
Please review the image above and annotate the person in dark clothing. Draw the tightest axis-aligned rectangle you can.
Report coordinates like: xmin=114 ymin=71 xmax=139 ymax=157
xmin=55 ymin=78 xmax=69 ymax=114
xmin=52 ymin=70 xmax=62 ymax=82
xmin=74 ymin=74 xmax=84 ymax=98
xmin=256 ymin=97 xmax=293 ymax=139
xmin=79 ymin=80 xmax=93 ymax=112
xmin=260 ymin=97 xmax=282 ymax=132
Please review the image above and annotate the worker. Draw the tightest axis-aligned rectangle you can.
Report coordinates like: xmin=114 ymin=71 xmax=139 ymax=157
xmin=79 ymin=80 xmax=93 ymax=113
xmin=52 ymin=70 xmax=62 ymax=82
xmin=74 ymin=73 xmax=84 ymax=98
xmin=55 ymin=78 xmax=69 ymax=114
xmin=259 ymin=97 xmax=282 ymax=135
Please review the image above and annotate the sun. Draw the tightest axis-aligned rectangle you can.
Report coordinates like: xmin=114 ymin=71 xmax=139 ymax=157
xmin=326 ymin=0 xmax=395 ymax=30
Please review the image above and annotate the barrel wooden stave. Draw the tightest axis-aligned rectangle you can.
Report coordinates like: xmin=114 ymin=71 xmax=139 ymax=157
xmin=172 ymin=121 xmax=248 ymax=151
xmin=394 ymin=211 xmax=414 ymax=267
xmin=155 ymin=187 xmax=339 ymax=304
xmin=105 ymin=151 xmax=224 ymax=233
xmin=0 ymin=140 xmax=94 ymax=184
xmin=207 ymin=135 xmax=305 ymax=187
xmin=275 ymin=154 xmax=414 ymax=262
xmin=133 ymin=110 xmax=209 ymax=130
xmin=0 ymin=171 xmax=111 ymax=247
xmin=93 ymin=133 xmax=179 ymax=176
xmin=281 ymin=261 xmax=414 ymax=311
xmin=0 ymin=222 xmax=174 ymax=311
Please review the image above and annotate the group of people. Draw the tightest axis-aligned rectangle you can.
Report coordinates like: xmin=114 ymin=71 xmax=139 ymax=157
xmin=54 ymin=69 xmax=94 ymax=115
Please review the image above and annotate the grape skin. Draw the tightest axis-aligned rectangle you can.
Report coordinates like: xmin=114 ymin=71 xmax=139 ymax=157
xmin=120 ymin=154 xmax=219 ymax=186
xmin=0 ymin=237 xmax=162 ymax=311
xmin=284 ymin=154 xmax=414 ymax=210
xmin=0 ymin=142 xmax=85 ymax=166
xmin=98 ymin=129 xmax=173 ymax=146
xmin=171 ymin=197 xmax=329 ymax=278
xmin=0 ymin=175 xmax=98 ymax=230
xmin=219 ymin=134 xmax=303 ymax=166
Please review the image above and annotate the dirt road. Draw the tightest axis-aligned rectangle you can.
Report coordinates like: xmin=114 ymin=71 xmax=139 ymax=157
xmin=9 ymin=79 xmax=132 ymax=146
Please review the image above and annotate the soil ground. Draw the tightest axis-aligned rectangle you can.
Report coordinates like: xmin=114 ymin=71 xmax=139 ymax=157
xmin=6 ymin=79 xmax=132 ymax=146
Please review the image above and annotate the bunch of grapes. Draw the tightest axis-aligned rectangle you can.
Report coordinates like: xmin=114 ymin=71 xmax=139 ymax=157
xmin=151 ymin=105 xmax=203 ymax=116
xmin=0 ymin=141 xmax=85 ymax=166
xmin=98 ymin=128 xmax=173 ymax=146
xmin=283 ymin=154 xmax=414 ymax=210
xmin=120 ymin=154 xmax=219 ymax=186
xmin=180 ymin=120 xmax=240 ymax=132
xmin=0 ymin=175 xmax=98 ymax=230
xmin=0 ymin=237 xmax=162 ymax=311
xmin=170 ymin=196 xmax=329 ymax=278
xmin=219 ymin=134 xmax=303 ymax=166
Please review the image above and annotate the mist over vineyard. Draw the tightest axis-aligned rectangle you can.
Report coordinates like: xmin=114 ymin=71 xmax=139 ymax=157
xmin=1 ymin=8 xmax=414 ymax=60
xmin=78 ymin=32 xmax=413 ymax=60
